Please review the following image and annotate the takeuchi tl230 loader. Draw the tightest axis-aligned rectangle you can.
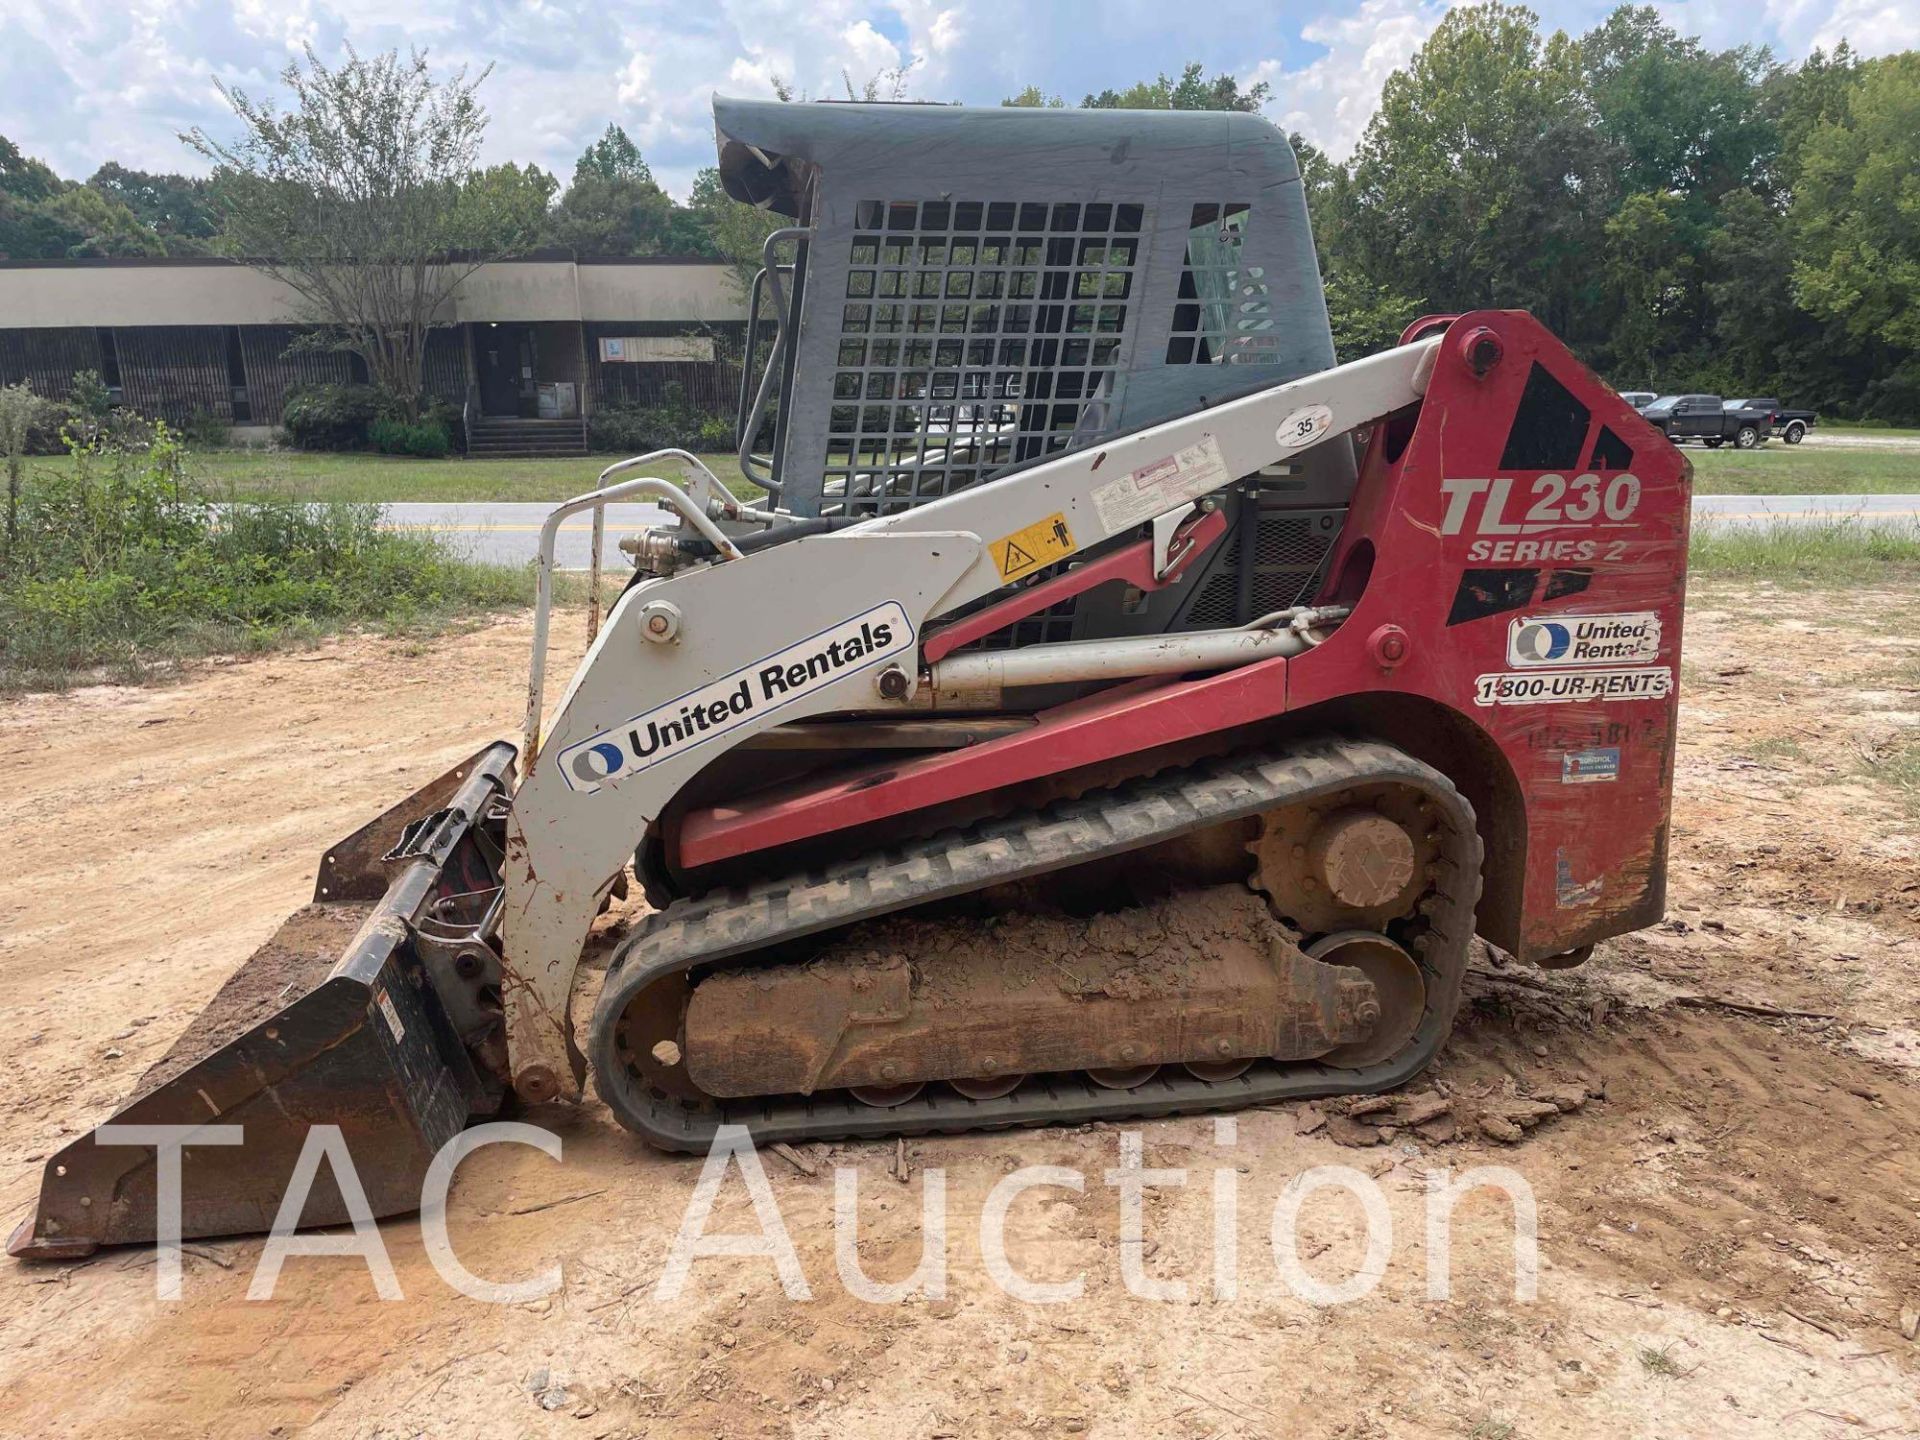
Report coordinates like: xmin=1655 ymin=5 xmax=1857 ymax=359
xmin=12 ymin=99 xmax=1689 ymax=1258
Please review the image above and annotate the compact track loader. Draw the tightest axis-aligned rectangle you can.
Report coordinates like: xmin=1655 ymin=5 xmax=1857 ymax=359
xmin=12 ymin=98 xmax=1689 ymax=1257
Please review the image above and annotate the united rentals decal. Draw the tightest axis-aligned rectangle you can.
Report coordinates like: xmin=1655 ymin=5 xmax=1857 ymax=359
xmin=1506 ymin=611 xmax=1661 ymax=668
xmin=559 ymin=601 xmax=914 ymax=794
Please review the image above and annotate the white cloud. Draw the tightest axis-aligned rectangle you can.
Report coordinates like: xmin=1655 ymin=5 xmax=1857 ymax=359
xmin=841 ymin=18 xmax=904 ymax=80
xmin=616 ymin=51 xmax=653 ymax=109
xmin=1771 ymin=0 xmax=1920 ymax=54
xmin=1247 ymin=0 xmax=1453 ymax=159
xmin=1654 ymin=0 xmax=1919 ymax=57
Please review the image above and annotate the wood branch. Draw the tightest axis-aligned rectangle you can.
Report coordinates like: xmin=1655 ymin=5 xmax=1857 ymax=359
xmin=1671 ymin=995 xmax=1837 ymax=1021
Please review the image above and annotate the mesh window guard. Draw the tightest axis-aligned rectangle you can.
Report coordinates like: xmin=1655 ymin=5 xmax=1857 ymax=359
xmin=825 ymin=199 xmax=1144 ymax=517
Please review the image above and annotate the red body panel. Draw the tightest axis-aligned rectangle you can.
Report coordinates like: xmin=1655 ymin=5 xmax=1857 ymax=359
xmin=674 ymin=313 xmax=1689 ymax=962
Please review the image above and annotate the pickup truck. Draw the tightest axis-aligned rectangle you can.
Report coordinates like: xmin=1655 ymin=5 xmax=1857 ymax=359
xmin=1726 ymin=398 xmax=1818 ymax=445
xmin=1640 ymin=394 xmax=1772 ymax=448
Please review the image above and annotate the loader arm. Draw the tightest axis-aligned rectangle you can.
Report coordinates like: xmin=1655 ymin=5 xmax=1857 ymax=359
xmin=500 ymin=336 xmax=1443 ymax=1101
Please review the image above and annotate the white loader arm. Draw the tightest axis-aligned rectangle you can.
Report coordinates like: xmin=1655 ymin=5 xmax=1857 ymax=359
xmin=499 ymin=337 xmax=1441 ymax=1102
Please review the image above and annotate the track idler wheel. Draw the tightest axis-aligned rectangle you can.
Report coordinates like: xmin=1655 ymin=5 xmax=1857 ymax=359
xmin=949 ymin=1075 xmax=1026 ymax=1100
xmin=1183 ymin=1059 xmax=1255 ymax=1083
xmin=1306 ymin=930 xmax=1426 ymax=1069
xmin=1087 ymin=1065 xmax=1160 ymax=1090
xmin=849 ymin=1083 xmax=925 ymax=1108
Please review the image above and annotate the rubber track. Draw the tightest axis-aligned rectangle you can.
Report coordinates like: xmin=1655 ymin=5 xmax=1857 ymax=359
xmin=590 ymin=738 xmax=1482 ymax=1151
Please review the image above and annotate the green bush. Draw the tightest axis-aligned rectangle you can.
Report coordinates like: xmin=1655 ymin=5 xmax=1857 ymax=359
xmin=369 ymin=416 xmax=452 ymax=458
xmin=21 ymin=398 xmax=75 ymax=455
xmin=421 ymin=397 xmax=466 ymax=453
xmin=0 ymin=420 xmax=526 ymax=688
xmin=181 ymin=408 xmax=232 ymax=449
xmin=697 ymin=412 xmax=736 ymax=451
xmin=282 ymin=382 xmax=389 ymax=451
xmin=589 ymin=395 xmax=733 ymax=455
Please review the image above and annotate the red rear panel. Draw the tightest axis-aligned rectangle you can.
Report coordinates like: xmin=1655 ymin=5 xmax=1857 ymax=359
xmin=1292 ymin=310 xmax=1689 ymax=960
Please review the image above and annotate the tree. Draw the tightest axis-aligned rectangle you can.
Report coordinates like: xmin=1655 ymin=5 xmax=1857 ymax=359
xmin=550 ymin=124 xmax=674 ymax=255
xmin=0 ymin=136 xmax=61 ymax=202
xmin=185 ymin=46 xmax=550 ymax=419
xmin=1602 ymin=191 xmax=1696 ymax=382
xmin=686 ymin=165 xmax=786 ymax=294
xmin=0 ymin=382 xmax=47 ymax=562
xmin=37 ymin=187 xmax=165 ymax=257
xmin=1346 ymin=5 xmax=1599 ymax=328
xmin=1577 ymin=8 xmax=1779 ymax=200
xmin=1081 ymin=63 xmax=1270 ymax=112
xmin=1790 ymin=52 xmax=1920 ymax=417
xmin=1002 ymin=85 xmax=1065 ymax=108
xmin=87 ymin=163 xmax=218 ymax=252
xmin=0 ymin=192 xmax=81 ymax=259
xmin=1768 ymin=43 xmax=1860 ymax=188
xmin=573 ymin=124 xmax=652 ymax=186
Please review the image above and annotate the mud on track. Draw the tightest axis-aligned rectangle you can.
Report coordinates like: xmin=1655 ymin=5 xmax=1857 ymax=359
xmin=1 ymin=587 xmax=1917 ymax=1439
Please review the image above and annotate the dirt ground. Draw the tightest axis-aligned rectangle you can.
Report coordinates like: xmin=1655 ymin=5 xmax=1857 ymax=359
xmin=1 ymin=586 xmax=1918 ymax=1440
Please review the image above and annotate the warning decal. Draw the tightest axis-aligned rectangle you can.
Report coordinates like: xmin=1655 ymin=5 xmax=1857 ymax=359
xmin=991 ymin=512 xmax=1077 ymax=581
xmin=1090 ymin=434 xmax=1232 ymax=533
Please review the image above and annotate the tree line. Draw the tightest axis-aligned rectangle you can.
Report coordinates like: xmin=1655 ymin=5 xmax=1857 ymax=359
xmin=2 ymin=5 xmax=1915 ymax=421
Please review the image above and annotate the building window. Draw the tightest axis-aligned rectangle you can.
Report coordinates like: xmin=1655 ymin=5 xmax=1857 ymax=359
xmin=95 ymin=328 xmax=123 ymax=397
xmin=224 ymin=326 xmax=252 ymax=423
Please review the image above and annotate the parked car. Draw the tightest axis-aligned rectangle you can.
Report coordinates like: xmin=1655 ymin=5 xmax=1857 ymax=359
xmin=1618 ymin=390 xmax=1657 ymax=411
xmin=1725 ymin=398 xmax=1818 ymax=444
xmin=1641 ymin=394 xmax=1772 ymax=448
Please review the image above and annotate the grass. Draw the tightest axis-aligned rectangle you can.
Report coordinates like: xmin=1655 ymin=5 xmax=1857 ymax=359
xmin=1687 ymin=517 xmax=1920 ymax=583
xmin=1742 ymin=736 xmax=1809 ymax=764
xmin=1824 ymin=419 xmax=1920 ymax=437
xmin=1636 ymin=1343 xmax=1688 ymax=1379
xmin=27 ymin=448 xmax=762 ymax=505
xmin=2 ymin=432 xmax=532 ymax=691
xmin=1857 ymin=736 xmax=1920 ymax=818
xmin=1685 ymin=444 xmax=1919 ymax=496
xmin=23 ymin=440 xmax=1914 ymax=504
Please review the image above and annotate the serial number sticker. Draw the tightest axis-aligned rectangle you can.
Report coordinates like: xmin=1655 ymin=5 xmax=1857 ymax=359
xmin=1561 ymin=746 xmax=1621 ymax=784
xmin=991 ymin=512 xmax=1077 ymax=582
xmin=1473 ymin=667 xmax=1672 ymax=707
xmin=1090 ymin=434 xmax=1230 ymax=533
xmin=1275 ymin=404 xmax=1333 ymax=450
xmin=375 ymin=990 xmax=405 ymax=1044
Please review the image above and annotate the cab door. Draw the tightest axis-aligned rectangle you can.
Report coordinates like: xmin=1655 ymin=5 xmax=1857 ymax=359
xmin=1674 ymin=396 xmax=1717 ymax=440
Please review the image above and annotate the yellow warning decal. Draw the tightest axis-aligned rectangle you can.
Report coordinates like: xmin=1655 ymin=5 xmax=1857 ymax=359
xmin=991 ymin=511 xmax=1077 ymax=581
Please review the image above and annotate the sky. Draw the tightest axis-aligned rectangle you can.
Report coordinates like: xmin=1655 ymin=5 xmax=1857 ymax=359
xmin=2 ymin=0 xmax=1917 ymax=203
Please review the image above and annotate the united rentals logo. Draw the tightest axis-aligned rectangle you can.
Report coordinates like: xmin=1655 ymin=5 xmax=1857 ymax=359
xmin=1506 ymin=611 xmax=1660 ymax=668
xmin=559 ymin=601 xmax=914 ymax=794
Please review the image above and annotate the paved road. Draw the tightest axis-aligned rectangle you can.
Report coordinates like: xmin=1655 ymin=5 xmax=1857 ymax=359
xmin=384 ymin=501 xmax=674 ymax=569
xmin=1799 ymin=431 xmax=1920 ymax=451
xmin=388 ymin=494 xmax=1920 ymax=570
xmin=1692 ymin=493 xmax=1920 ymax=526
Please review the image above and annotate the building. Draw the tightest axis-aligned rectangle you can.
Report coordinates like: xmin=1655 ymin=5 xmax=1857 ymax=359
xmin=0 ymin=254 xmax=749 ymax=455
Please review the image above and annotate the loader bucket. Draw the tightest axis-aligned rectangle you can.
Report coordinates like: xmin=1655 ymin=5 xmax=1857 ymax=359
xmin=8 ymin=742 xmax=517 ymax=1260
